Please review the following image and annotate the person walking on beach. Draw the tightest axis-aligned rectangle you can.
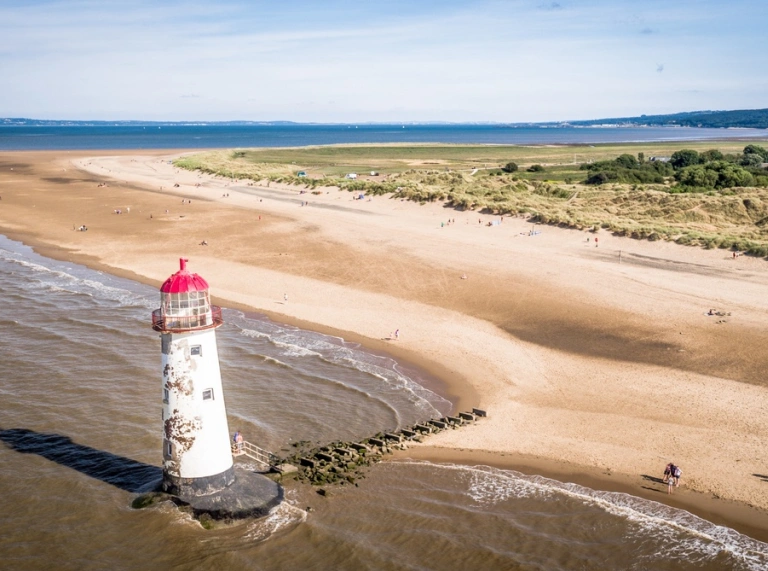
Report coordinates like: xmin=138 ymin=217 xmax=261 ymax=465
xmin=394 ymin=329 xmax=400 ymax=340
xmin=663 ymin=463 xmax=673 ymax=483
xmin=667 ymin=473 xmax=675 ymax=494
xmin=284 ymin=293 xmax=288 ymax=303
xmin=672 ymin=465 xmax=682 ymax=487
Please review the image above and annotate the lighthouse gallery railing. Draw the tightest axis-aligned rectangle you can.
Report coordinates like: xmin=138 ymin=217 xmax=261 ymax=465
xmin=152 ymin=306 xmax=224 ymax=333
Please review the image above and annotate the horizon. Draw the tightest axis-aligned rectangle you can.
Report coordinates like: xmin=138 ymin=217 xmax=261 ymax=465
xmin=4 ymin=107 xmax=767 ymax=126
xmin=1 ymin=1 xmax=767 ymax=123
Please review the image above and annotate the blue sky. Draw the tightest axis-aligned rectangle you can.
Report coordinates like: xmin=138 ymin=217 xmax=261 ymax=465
xmin=1 ymin=0 xmax=765 ymax=122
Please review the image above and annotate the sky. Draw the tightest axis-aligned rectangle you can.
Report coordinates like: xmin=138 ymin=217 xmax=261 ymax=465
xmin=1 ymin=0 xmax=766 ymax=123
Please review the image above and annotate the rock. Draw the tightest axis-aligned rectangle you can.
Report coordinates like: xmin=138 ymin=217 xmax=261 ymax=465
xmin=198 ymin=513 xmax=214 ymax=530
xmin=131 ymin=492 xmax=173 ymax=510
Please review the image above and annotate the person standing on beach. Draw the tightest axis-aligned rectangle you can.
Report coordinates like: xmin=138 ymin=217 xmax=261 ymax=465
xmin=667 ymin=474 xmax=675 ymax=494
xmin=284 ymin=293 xmax=288 ymax=303
xmin=673 ymin=465 xmax=681 ymax=487
xmin=663 ymin=463 xmax=672 ymax=483
xmin=394 ymin=329 xmax=400 ymax=340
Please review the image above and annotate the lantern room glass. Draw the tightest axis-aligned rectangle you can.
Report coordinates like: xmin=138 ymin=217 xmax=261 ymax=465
xmin=162 ymin=290 xmax=211 ymax=316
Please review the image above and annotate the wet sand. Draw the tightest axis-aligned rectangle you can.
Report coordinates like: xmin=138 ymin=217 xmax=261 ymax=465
xmin=2 ymin=149 xmax=768 ymax=537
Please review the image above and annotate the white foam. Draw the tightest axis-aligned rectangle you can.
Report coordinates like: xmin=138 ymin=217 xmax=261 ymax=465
xmin=272 ymin=340 xmax=323 ymax=358
xmin=1 ymin=248 xmax=153 ymax=310
xmin=239 ymin=327 xmax=271 ymax=340
xmin=400 ymin=461 xmax=768 ymax=570
xmin=231 ymin=315 xmax=452 ymax=421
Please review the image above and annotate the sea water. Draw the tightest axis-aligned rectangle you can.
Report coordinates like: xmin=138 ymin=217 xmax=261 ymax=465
xmin=1 ymin=123 xmax=766 ymax=151
xmin=1 ymin=235 xmax=767 ymax=570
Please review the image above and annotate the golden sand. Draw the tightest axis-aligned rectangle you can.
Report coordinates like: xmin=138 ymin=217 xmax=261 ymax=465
xmin=2 ymin=150 xmax=768 ymax=537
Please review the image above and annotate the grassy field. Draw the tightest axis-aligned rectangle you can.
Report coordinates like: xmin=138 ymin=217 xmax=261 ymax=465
xmin=174 ymin=140 xmax=768 ymax=256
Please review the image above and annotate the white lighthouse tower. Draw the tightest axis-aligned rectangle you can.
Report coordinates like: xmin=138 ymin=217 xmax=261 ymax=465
xmin=152 ymin=258 xmax=234 ymax=496
xmin=150 ymin=258 xmax=282 ymax=521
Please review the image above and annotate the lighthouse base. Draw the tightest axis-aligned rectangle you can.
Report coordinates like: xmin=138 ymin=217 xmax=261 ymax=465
xmin=172 ymin=465 xmax=283 ymax=520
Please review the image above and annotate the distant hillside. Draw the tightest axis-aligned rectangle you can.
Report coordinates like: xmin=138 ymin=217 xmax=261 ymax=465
xmin=0 ymin=118 xmax=298 ymax=126
xmin=569 ymin=108 xmax=768 ymax=129
xmin=2 ymin=108 xmax=768 ymax=129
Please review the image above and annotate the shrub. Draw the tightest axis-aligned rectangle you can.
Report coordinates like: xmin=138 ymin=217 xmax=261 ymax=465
xmin=502 ymin=162 xmax=518 ymax=173
xmin=744 ymin=144 xmax=768 ymax=161
xmin=670 ymin=149 xmax=700 ymax=169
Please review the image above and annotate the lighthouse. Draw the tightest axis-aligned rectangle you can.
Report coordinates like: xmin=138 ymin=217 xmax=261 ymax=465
xmin=151 ymin=258 xmax=281 ymax=518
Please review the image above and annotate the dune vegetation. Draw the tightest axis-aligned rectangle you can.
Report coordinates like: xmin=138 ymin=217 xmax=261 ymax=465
xmin=174 ymin=140 xmax=768 ymax=256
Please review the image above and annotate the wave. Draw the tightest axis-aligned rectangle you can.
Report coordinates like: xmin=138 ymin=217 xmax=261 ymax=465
xmin=232 ymin=315 xmax=451 ymax=421
xmin=401 ymin=461 xmax=768 ymax=571
xmin=0 ymin=245 xmax=154 ymax=310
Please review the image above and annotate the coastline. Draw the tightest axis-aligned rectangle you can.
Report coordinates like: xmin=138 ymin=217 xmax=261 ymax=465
xmin=11 ymin=227 xmax=768 ymax=543
xmin=394 ymin=447 xmax=768 ymax=544
xmin=3 ymin=149 xmax=768 ymax=540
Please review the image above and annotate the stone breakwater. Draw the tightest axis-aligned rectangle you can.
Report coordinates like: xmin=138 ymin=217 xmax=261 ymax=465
xmin=276 ymin=410 xmax=486 ymax=491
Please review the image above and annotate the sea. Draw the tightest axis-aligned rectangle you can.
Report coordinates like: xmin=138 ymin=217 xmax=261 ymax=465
xmin=0 ymin=123 xmax=767 ymax=151
xmin=2 ymin=125 xmax=768 ymax=570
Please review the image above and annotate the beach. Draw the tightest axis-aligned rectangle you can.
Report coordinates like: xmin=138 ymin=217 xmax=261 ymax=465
xmin=3 ymin=149 xmax=768 ymax=539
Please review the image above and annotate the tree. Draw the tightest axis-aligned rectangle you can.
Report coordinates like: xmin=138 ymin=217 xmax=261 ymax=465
xmin=502 ymin=162 xmax=518 ymax=173
xmin=740 ymin=153 xmax=764 ymax=168
xmin=716 ymin=164 xmax=754 ymax=188
xmin=675 ymin=165 xmax=718 ymax=188
xmin=527 ymin=164 xmax=545 ymax=172
xmin=670 ymin=149 xmax=700 ymax=169
xmin=743 ymin=144 xmax=768 ymax=160
xmin=700 ymin=149 xmax=724 ymax=162
xmin=615 ymin=154 xmax=638 ymax=168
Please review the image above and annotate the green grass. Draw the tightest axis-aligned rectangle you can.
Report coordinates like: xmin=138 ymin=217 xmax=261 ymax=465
xmin=174 ymin=141 xmax=768 ymax=256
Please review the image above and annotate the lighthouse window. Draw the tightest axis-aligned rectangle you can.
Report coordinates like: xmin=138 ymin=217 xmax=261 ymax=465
xmin=164 ymin=440 xmax=173 ymax=459
xmin=163 ymin=387 xmax=169 ymax=403
xmin=202 ymin=388 xmax=214 ymax=401
xmin=190 ymin=345 xmax=202 ymax=356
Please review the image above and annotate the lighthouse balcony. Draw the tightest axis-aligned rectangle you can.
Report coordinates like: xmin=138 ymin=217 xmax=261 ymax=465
xmin=152 ymin=306 xmax=224 ymax=333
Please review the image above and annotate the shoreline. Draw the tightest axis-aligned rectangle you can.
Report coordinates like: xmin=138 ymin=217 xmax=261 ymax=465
xmin=3 ymin=149 xmax=768 ymax=541
xmin=394 ymin=447 xmax=768 ymax=544
xmin=2 ymin=226 xmax=475 ymax=414
xmin=9 ymin=224 xmax=768 ymax=543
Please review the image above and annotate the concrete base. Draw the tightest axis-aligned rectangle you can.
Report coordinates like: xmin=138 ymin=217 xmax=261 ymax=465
xmin=174 ymin=465 xmax=283 ymax=520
